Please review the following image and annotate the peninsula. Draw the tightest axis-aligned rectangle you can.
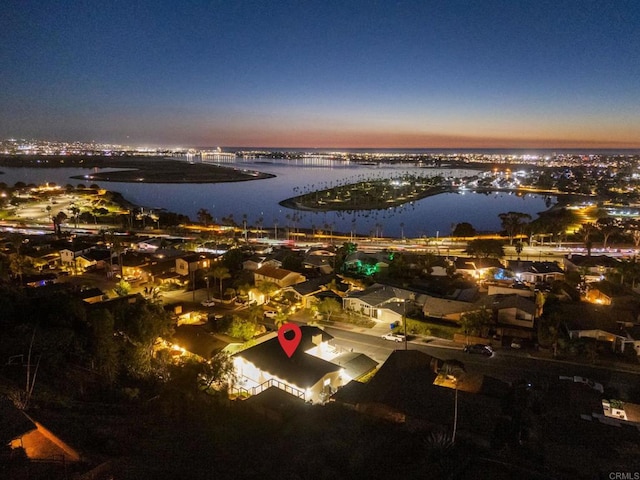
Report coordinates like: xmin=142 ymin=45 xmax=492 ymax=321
xmin=0 ymin=155 xmax=275 ymax=184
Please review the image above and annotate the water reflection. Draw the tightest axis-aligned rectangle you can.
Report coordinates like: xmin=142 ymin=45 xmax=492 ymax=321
xmin=0 ymin=161 xmax=556 ymax=237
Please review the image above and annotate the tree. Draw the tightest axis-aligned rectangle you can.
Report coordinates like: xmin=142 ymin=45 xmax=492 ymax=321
xmin=465 ymin=239 xmax=505 ymax=259
xmin=576 ymin=223 xmax=596 ymax=256
xmin=197 ymin=208 xmax=213 ymax=226
xmin=616 ymin=257 xmax=640 ymax=288
xmin=459 ymin=308 xmax=493 ymax=340
xmin=198 ymin=352 xmax=236 ymax=393
xmin=88 ymin=309 xmax=119 ymax=384
xmin=498 ymin=212 xmax=531 ymax=245
xmin=226 ymin=315 xmax=257 ymax=341
xmin=53 ymin=211 xmax=67 ymax=235
xmin=273 ymin=311 xmax=289 ymax=329
xmin=256 ymin=281 xmax=279 ymax=304
xmin=452 ymin=222 xmax=476 ymax=238
xmin=69 ymin=204 xmax=81 ymax=228
xmin=514 ymin=241 xmax=524 ymax=260
xmin=417 ymin=252 xmax=437 ymax=277
xmin=596 ymin=218 xmax=620 ymax=249
xmin=209 ymin=266 xmax=231 ymax=300
xmin=282 ymin=252 xmax=303 ymax=272
xmin=316 ymin=297 xmax=342 ymax=322
xmin=114 ymin=299 xmax=174 ymax=378
xmin=114 ymin=279 xmax=131 ymax=296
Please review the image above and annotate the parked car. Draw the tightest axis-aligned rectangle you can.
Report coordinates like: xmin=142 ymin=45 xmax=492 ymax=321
xmin=201 ymin=299 xmax=216 ymax=307
xmin=264 ymin=310 xmax=277 ymax=318
xmin=510 ymin=340 xmax=522 ymax=349
xmin=463 ymin=344 xmax=493 ymax=356
xmin=382 ymin=333 xmax=406 ymax=343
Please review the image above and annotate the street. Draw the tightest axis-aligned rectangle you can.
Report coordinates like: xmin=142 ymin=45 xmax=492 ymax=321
xmin=324 ymin=326 xmax=640 ymax=401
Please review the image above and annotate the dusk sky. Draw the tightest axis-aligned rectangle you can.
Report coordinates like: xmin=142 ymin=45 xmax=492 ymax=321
xmin=2 ymin=0 xmax=639 ymax=149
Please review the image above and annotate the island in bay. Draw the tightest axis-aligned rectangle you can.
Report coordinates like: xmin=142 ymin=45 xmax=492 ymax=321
xmin=279 ymin=174 xmax=451 ymax=211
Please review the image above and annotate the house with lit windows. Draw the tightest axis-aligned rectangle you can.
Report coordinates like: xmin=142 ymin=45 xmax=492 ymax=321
xmin=233 ymin=326 xmax=368 ymax=403
xmin=342 ymin=284 xmax=417 ymax=324
xmin=253 ymin=265 xmax=306 ymax=288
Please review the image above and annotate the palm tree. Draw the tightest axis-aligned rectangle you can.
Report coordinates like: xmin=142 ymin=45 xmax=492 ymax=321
xmin=577 ymin=223 xmax=596 ymax=256
xmin=69 ymin=204 xmax=81 ymax=228
xmin=210 ymin=266 xmax=231 ymax=300
xmin=242 ymin=213 xmax=248 ymax=243
xmin=105 ymin=231 xmax=124 ymax=277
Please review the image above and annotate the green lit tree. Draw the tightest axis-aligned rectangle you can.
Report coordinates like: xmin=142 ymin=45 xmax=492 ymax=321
xmin=114 ymin=279 xmax=131 ymax=297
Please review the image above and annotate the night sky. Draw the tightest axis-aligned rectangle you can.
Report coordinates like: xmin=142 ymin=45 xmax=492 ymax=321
xmin=2 ymin=0 xmax=639 ymax=149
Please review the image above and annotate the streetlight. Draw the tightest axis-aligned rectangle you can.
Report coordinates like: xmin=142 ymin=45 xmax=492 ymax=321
xmin=452 ymin=378 xmax=459 ymax=443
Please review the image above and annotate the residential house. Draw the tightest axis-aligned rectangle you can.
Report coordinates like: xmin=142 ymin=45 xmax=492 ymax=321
xmin=175 ymin=253 xmax=214 ymax=277
xmin=74 ymin=254 xmax=97 ymax=272
xmin=585 ymin=284 xmax=613 ymax=305
xmin=59 ymin=241 xmax=94 ymax=271
xmin=302 ymin=254 xmax=334 ymax=274
xmin=302 ymin=248 xmax=335 ymax=274
xmin=342 ymin=251 xmax=391 ymax=276
xmin=343 ymin=283 xmax=416 ymax=324
xmin=16 ymin=247 xmax=60 ymax=271
xmin=489 ymin=295 xmax=536 ymax=330
xmin=454 ymin=257 xmax=505 ymax=279
xmin=422 ymin=294 xmax=481 ymax=322
xmin=233 ymin=326 xmax=343 ymax=403
xmin=1 ymin=397 xmax=81 ymax=465
xmin=563 ymin=254 xmax=620 ymax=282
xmin=170 ymin=324 xmax=233 ymax=361
xmin=507 ymin=260 xmax=565 ymax=284
xmin=283 ymin=275 xmax=334 ymax=309
xmin=329 ymin=352 xmax=378 ymax=382
xmin=619 ymin=323 xmax=640 ymax=357
xmin=120 ymin=252 xmax=151 ymax=280
xmin=487 ymin=283 xmax=535 ymax=298
xmin=83 ymin=249 xmax=112 ymax=270
xmin=74 ymin=287 xmax=106 ymax=304
xmin=243 ymin=254 xmax=282 ymax=271
xmin=140 ymin=258 xmax=181 ymax=285
xmin=135 ymin=237 xmax=167 ymax=252
xmin=400 ymin=253 xmax=451 ymax=277
xmin=22 ymin=272 xmax=58 ymax=287
xmin=564 ymin=316 xmax=629 ymax=353
xmin=253 ymin=265 xmax=306 ymax=288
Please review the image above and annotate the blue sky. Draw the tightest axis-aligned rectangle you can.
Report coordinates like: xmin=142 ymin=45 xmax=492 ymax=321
xmin=2 ymin=0 xmax=639 ymax=148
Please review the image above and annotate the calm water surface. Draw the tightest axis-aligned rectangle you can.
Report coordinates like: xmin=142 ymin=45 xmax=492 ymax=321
xmin=0 ymin=159 xmax=556 ymax=237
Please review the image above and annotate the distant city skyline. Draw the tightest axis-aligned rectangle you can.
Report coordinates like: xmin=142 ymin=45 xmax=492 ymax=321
xmin=2 ymin=1 xmax=639 ymax=148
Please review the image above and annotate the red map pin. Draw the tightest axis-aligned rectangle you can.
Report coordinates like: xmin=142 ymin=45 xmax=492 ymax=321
xmin=278 ymin=323 xmax=302 ymax=358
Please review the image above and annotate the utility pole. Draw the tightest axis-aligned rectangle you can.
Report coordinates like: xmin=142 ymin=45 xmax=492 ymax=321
xmin=191 ymin=268 xmax=195 ymax=302
xmin=403 ymin=299 xmax=408 ymax=351
xmin=452 ymin=380 xmax=458 ymax=443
